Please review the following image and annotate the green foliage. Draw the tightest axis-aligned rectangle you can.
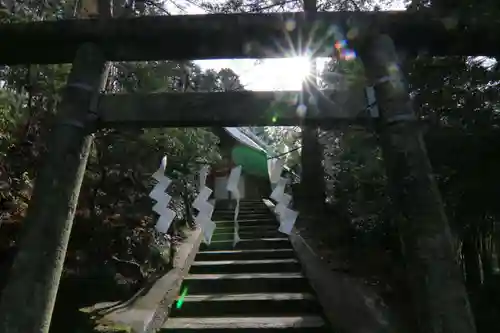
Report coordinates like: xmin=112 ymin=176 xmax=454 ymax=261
xmin=0 ymin=89 xmax=26 ymax=150
xmin=406 ymin=56 xmax=500 ymax=129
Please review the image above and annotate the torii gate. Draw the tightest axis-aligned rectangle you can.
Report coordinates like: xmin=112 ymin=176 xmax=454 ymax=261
xmin=0 ymin=6 xmax=496 ymax=333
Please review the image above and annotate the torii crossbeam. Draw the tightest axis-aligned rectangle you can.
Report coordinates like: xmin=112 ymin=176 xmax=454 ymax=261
xmin=0 ymin=10 xmax=498 ymax=65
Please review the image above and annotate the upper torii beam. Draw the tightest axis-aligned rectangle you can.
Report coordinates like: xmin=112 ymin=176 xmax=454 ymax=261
xmin=0 ymin=10 xmax=498 ymax=65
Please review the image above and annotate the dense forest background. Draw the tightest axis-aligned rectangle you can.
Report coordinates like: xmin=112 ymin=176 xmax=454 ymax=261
xmin=1 ymin=0 xmax=500 ymax=333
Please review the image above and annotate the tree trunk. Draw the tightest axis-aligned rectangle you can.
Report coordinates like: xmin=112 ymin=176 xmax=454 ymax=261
xmin=300 ymin=0 xmax=325 ymax=215
xmin=300 ymin=125 xmax=325 ymax=213
xmin=462 ymin=227 xmax=482 ymax=293
xmin=479 ymin=230 xmax=493 ymax=286
xmin=360 ymin=34 xmax=476 ymax=333
xmin=493 ymin=221 xmax=500 ymax=272
xmin=0 ymin=43 xmax=108 ymax=333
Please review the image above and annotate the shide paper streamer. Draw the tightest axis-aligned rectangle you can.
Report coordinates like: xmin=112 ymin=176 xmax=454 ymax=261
xmin=193 ymin=165 xmax=216 ymax=244
xmin=270 ymin=176 xmax=288 ymax=202
xmin=275 ymin=192 xmax=292 ymax=216
xmin=278 ymin=207 xmax=298 ymax=235
xmin=226 ymin=165 xmax=242 ymax=247
xmin=149 ymin=156 xmax=176 ymax=234
xmin=195 ymin=213 xmax=216 ymax=245
xmin=199 ymin=164 xmax=209 ymax=189
xmin=268 ymin=158 xmax=299 ymax=235
xmin=268 ymin=157 xmax=285 ymax=185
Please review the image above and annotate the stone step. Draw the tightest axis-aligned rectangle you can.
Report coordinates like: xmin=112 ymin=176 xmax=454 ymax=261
xmin=183 ymin=273 xmax=310 ymax=294
xmin=214 ymin=215 xmax=272 ymax=220
xmin=213 ymin=220 xmax=277 ymax=228
xmin=169 ymin=293 xmax=321 ymax=317
xmin=190 ymin=259 xmax=301 ymax=274
xmin=212 ymin=214 xmax=276 ymax=222
xmin=214 ymin=214 xmax=272 ymax=219
xmin=214 ymin=208 xmax=267 ymax=211
xmin=215 ymin=207 xmax=270 ymax=212
xmin=213 ymin=219 xmax=275 ymax=226
xmin=215 ymin=201 xmax=265 ymax=207
xmin=214 ymin=207 xmax=268 ymax=212
xmin=162 ymin=316 xmax=326 ymax=332
xmin=215 ymin=205 xmax=269 ymax=210
xmin=200 ymin=238 xmax=291 ymax=251
xmin=211 ymin=230 xmax=284 ymax=241
xmin=214 ymin=225 xmax=278 ymax=233
xmin=215 ymin=209 xmax=270 ymax=214
xmin=195 ymin=249 xmax=296 ymax=261
xmin=213 ymin=217 xmax=276 ymax=221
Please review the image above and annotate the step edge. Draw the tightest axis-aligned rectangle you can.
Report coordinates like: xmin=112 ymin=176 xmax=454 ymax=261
xmin=180 ymin=293 xmax=316 ymax=302
xmin=192 ymin=259 xmax=298 ymax=265
xmin=198 ymin=249 xmax=294 ymax=254
xmin=208 ymin=238 xmax=289 ymax=244
xmin=185 ymin=273 xmax=304 ymax=279
xmin=163 ymin=316 xmax=325 ymax=329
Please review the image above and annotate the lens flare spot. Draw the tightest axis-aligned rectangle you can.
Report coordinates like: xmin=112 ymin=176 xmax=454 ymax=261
xmin=308 ymin=95 xmax=317 ymax=105
xmin=296 ymin=104 xmax=307 ymax=118
xmin=346 ymin=28 xmax=359 ymax=40
xmin=272 ymin=115 xmax=278 ymax=123
xmin=341 ymin=49 xmax=357 ymax=60
xmin=334 ymin=40 xmax=347 ymax=50
xmin=327 ymin=25 xmax=342 ymax=39
xmin=285 ymin=93 xmax=299 ymax=105
xmin=243 ymin=42 xmax=253 ymax=55
xmin=387 ymin=63 xmax=399 ymax=74
xmin=285 ymin=19 xmax=296 ymax=32
xmin=176 ymin=287 xmax=189 ymax=309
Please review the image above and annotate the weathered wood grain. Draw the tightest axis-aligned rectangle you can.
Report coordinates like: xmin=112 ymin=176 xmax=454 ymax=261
xmin=0 ymin=10 xmax=498 ymax=64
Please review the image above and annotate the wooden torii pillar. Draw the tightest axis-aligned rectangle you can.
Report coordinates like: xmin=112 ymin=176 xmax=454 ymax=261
xmin=0 ymin=3 xmax=111 ymax=333
xmin=358 ymin=33 xmax=476 ymax=333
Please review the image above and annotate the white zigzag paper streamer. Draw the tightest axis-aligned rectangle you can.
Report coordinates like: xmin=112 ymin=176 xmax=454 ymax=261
xmin=275 ymin=189 xmax=297 ymax=235
xmin=149 ymin=156 xmax=176 ymax=234
xmin=151 ymin=191 xmax=172 ymax=215
xmin=193 ymin=187 xmax=212 ymax=211
xmin=270 ymin=177 xmax=288 ymax=202
xmin=278 ymin=207 xmax=298 ymax=235
xmin=152 ymin=156 xmax=171 ymax=184
xmin=267 ymin=162 xmax=299 ymax=235
xmin=193 ymin=165 xmax=216 ymax=244
xmin=195 ymin=214 xmax=216 ymax=244
xmin=196 ymin=200 xmax=214 ymax=219
xmin=268 ymin=158 xmax=285 ymax=185
xmin=156 ymin=210 xmax=176 ymax=233
xmin=233 ymin=193 xmax=241 ymax=247
xmin=226 ymin=166 xmax=242 ymax=247
xmin=199 ymin=165 xmax=210 ymax=189
xmin=275 ymin=192 xmax=292 ymax=216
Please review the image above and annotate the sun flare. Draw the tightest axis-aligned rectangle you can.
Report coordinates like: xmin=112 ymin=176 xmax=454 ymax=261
xmin=195 ymin=56 xmax=319 ymax=91
xmin=283 ymin=56 xmax=312 ymax=85
xmin=290 ymin=56 xmax=312 ymax=82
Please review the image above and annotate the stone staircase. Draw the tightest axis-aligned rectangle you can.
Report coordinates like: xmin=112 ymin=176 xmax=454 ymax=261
xmin=161 ymin=200 xmax=330 ymax=332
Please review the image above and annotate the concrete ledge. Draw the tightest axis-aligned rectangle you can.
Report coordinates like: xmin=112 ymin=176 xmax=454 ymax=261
xmin=262 ymin=199 xmax=397 ymax=333
xmin=95 ymin=226 xmax=203 ymax=333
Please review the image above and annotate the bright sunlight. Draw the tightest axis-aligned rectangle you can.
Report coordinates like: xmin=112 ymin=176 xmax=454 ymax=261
xmin=270 ymin=56 xmax=312 ymax=88
xmin=196 ymin=56 xmax=318 ymax=91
